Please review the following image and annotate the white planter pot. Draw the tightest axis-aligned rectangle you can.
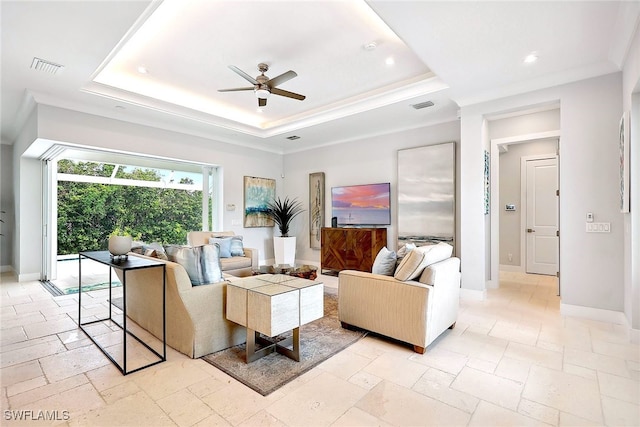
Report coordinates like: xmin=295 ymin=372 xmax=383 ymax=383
xmin=108 ymin=235 xmax=132 ymax=256
xmin=274 ymin=236 xmax=296 ymax=266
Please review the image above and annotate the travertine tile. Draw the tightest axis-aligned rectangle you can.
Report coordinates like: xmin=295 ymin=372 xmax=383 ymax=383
xmin=347 ymin=370 xmax=382 ymax=391
xmin=8 ymin=374 xmax=88 ymax=409
xmin=1 ymin=337 xmax=66 ymax=369
xmin=409 ymin=347 xmax=468 ymax=375
xmin=601 ymin=395 xmax=640 ymax=426
xmin=237 ymin=409 xmax=286 ymax=427
xmin=504 ymin=341 xmax=562 ymax=370
xmin=518 ymin=398 xmax=559 ymax=426
xmin=0 ymin=360 xmax=43 ymax=387
xmin=100 ymin=380 xmax=141 ymax=405
xmin=132 ymin=360 xmax=211 ymax=401
xmin=317 ymin=349 xmax=372 ymax=380
xmin=597 ymin=371 xmax=640 ymax=404
xmin=72 ymin=390 xmax=173 ymax=426
xmin=564 ymin=347 xmax=631 ymax=378
xmin=363 ymin=352 xmax=428 ymax=388
xmin=331 ymin=407 xmax=391 ymax=426
xmin=356 ymin=380 xmax=470 ymax=426
xmin=523 ymin=365 xmax=603 ymax=423
xmin=6 ymin=376 xmax=47 ymax=397
xmin=23 ymin=316 xmax=77 ymax=340
xmin=266 ymin=372 xmax=368 ymax=426
xmin=451 ymin=366 xmax=523 ymax=410
xmin=202 ymin=381 xmax=271 ymax=426
xmin=469 ymin=400 xmax=547 ymax=426
xmin=156 ymin=388 xmax=213 ymax=427
xmin=13 ymin=382 xmax=105 ymax=422
xmin=39 ymin=344 xmax=111 ymax=382
xmin=495 ymin=356 xmax=530 ymax=383
xmin=412 ymin=368 xmax=479 ymax=413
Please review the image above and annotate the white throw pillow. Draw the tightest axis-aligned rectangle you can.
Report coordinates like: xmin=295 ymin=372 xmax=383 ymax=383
xmin=165 ymin=244 xmax=223 ymax=285
xmin=394 ymin=243 xmax=453 ymax=281
xmin=371 ymin=247 xmax=397 ymax=276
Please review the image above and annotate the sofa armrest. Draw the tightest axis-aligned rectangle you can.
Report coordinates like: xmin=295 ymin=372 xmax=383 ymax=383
xmin=242 ymin=247 xmax=259 ymax=268
xmin=338 ymin=270 xmax=431 ymax=348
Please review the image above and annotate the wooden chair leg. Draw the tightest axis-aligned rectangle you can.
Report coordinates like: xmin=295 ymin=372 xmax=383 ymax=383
xmin=448 ymin=322 xmax=456 ymax=329
xmin=413 ymin=345 xmax=426 ymax=354
xmin=340 ymin=321 xmax=353 ymax=330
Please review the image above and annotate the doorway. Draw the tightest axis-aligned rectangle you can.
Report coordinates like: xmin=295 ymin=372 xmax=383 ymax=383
xmin=522 ymin=155 xmax=558 ymax=275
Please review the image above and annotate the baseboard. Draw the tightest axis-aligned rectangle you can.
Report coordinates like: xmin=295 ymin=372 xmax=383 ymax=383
xmin=560 ymin=303 xmax=627 ymax=325
xmin=0 ymin=265 xmax=15 ymax=273
xmin=499 ymin=264 xmax=524 ymax=273
xmin=18 ymin=272 xmax=40 ymax=282
xmin=460 ymin=288 xmax=486 ymax=301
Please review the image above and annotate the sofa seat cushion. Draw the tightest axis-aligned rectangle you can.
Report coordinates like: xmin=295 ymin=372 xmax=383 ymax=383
xmin=220 ymin=256 xmax=251 ymax=271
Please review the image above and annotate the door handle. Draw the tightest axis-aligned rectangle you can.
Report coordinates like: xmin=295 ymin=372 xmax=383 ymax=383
xmin=527 ymin=228 xmax=535 ymax=233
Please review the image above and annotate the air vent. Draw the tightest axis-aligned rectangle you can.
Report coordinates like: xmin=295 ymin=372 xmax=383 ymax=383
xmin=411 ymin=101 xmax=434 ymax=110
xmin=30 ymin=57 xmax=64 ymax=74
xmin=286 ymin=135 xmax=301 ymax=140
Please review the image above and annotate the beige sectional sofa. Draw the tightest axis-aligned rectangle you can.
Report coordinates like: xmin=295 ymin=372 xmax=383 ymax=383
xmin=115 ymin=253 xmax=246 ymax=358
xmin=187 ymin=231 xmax=258 ymax=277
xmin=338 ymin=246 xmax=460 ymax=354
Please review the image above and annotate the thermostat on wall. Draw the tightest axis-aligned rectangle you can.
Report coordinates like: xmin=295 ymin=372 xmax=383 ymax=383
xmin=505 ymin=204 xmax=516 ymax=211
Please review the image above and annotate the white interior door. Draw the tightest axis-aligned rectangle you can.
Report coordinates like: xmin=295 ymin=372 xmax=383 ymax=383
xmin=525 ymin=157 xmax=558 ymax=275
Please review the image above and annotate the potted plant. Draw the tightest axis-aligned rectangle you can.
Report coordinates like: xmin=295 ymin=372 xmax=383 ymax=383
xmin=266 ymin=196 xmax=304 ymax=266
xmin=108 ymin=228 xmax=133 ymax=262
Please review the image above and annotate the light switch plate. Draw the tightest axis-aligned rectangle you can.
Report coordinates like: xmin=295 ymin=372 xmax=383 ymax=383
xmin=586 ymin=222 xmax=610 ymax=233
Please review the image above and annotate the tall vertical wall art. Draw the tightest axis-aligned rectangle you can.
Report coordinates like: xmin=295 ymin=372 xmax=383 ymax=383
xmin=484 ymin=149 xmax=490 ymax=215
xmin=619 ymin=111 xmax=630 ymax=213
xmin=398 ymin=142 xmax=455 ymax=249
xmin=309 ymin=172 xmax=325 ymax=249
xmin=243 ymin=176 xmax=275 ymax=227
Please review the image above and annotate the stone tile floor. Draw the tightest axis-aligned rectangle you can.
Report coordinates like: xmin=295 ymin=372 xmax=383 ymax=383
xmin=1 ymin=270 xmax=638 ymax=426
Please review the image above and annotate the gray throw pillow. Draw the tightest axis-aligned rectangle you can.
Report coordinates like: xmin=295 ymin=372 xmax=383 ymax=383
xmin=209 ymin=237 xmax=232 ymax=258
xmin=229 ymin=235 xmax=245 ymax=257
xmin=165 ymin=244 xmax=223 ymax=285
xmin=372 ymin=246 xmax=397 ymax=276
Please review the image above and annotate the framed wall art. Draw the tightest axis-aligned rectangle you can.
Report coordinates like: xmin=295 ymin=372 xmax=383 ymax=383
xmin=397 ymin=142 xmax=455 ymax=249
xmin=243 ymin=176 xmax=275 ymax=227
xmin=484 ymin=149 xmax=490 ymax=215
xmin=309 ymin=172 xmax=325 ymax=249
xmin=619 ymin=111 xmax=630 ymax=213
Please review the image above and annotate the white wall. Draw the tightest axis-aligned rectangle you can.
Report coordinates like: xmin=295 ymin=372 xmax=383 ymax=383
xmin=461 ymin=72 xmax=625 ymax=314
xmin=1 ymin=144 xmax=14 ymax=271
xmin=283 ymin=120 xmax=461 ymax=266
xmin=11 ymin=105 xmax=284 ymax=278
xmin=621 ymin=21 xmax=640 ymax=334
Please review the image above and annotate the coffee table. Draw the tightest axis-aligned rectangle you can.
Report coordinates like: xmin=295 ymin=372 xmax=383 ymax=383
xmin=226 ymin=274 xmax=323 ymax=362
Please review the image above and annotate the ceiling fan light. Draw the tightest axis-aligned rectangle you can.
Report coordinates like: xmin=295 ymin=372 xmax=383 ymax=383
xmin=255 ymin=87 xmax=270 ymax=99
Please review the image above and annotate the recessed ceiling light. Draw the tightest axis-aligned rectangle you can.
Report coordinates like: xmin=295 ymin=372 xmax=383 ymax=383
xmin=363 ymin=42 xmax=377 ymax=51
xmin=523 ymin=53 xmax=538 ymax=64
xmin=137 ymin=66 xmax=148 ymax=74
xmin=286 ymin=135 xmax=301 ymax=140
xmin=114 ymin=105 xmax=126 ymax=110
xmin=385 ymin=57 xmax=395 ymax=66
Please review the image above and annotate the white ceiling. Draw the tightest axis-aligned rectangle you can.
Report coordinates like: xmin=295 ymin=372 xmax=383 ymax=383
xmin=1 ymin=1 xmax=638 ymax=154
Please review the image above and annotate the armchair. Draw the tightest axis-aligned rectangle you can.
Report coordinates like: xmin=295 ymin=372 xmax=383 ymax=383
xmin=338 ymin=253 xmax=460 ymax=354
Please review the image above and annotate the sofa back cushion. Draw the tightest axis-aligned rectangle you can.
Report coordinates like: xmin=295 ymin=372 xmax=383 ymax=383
xmin=187 ymin=231 xmax=235 ymax=246
xmin=394 ymin=243 xmax=453 ymax=281
xmin=165 ymin=244 xmax=223 ymax=285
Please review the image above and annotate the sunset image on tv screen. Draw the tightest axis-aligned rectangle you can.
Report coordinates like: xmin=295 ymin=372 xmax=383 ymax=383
xmin=331 ymin=183 xmax=390 ymax=225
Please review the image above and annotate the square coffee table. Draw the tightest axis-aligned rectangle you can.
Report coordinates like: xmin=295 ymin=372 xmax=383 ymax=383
xmin=226 ymin=274 xmax=323 ymax=362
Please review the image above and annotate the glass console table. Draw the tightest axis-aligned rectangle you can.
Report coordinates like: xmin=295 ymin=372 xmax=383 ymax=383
xmin=78 ymin=251 xmax=166 ymax=375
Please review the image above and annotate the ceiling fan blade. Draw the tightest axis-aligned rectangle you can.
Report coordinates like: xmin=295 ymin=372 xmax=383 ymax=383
xmin=218 ymin=86 xmax=254 ymax=92
xmin=258 ymin=98 xmax=267 ymax=107
xmin=272 ymin=87 xmax=305 ymax=101
xmin=267 ymin=70 xmax=297 ymax=88
xmin=228 ymin=65 xmax=258 ymax=84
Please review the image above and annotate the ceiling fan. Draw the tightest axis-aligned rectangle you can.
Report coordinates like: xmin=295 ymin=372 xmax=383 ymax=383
xmin=218 ymin=63 xmax=306 ymax=107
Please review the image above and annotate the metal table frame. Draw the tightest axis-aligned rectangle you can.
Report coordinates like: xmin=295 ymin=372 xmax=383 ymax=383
xmin=78 ymin=251 xmax=166 ymax=375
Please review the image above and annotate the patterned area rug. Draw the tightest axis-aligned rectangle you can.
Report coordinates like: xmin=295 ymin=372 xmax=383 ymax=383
xmin=200 ymin=289 xmax=367 ymax=396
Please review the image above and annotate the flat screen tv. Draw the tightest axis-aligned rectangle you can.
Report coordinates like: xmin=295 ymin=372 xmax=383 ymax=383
xmin=331 ymin=182 xmax=391 ymax=226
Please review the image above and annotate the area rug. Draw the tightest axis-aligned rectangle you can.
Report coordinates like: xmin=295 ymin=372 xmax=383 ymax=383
xmin=200 ymin=289 xmax=367 ymax=396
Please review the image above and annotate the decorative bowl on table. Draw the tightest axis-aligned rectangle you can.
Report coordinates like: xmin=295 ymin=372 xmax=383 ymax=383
xmin=108 ymin=235 xmax=132 ymax=263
